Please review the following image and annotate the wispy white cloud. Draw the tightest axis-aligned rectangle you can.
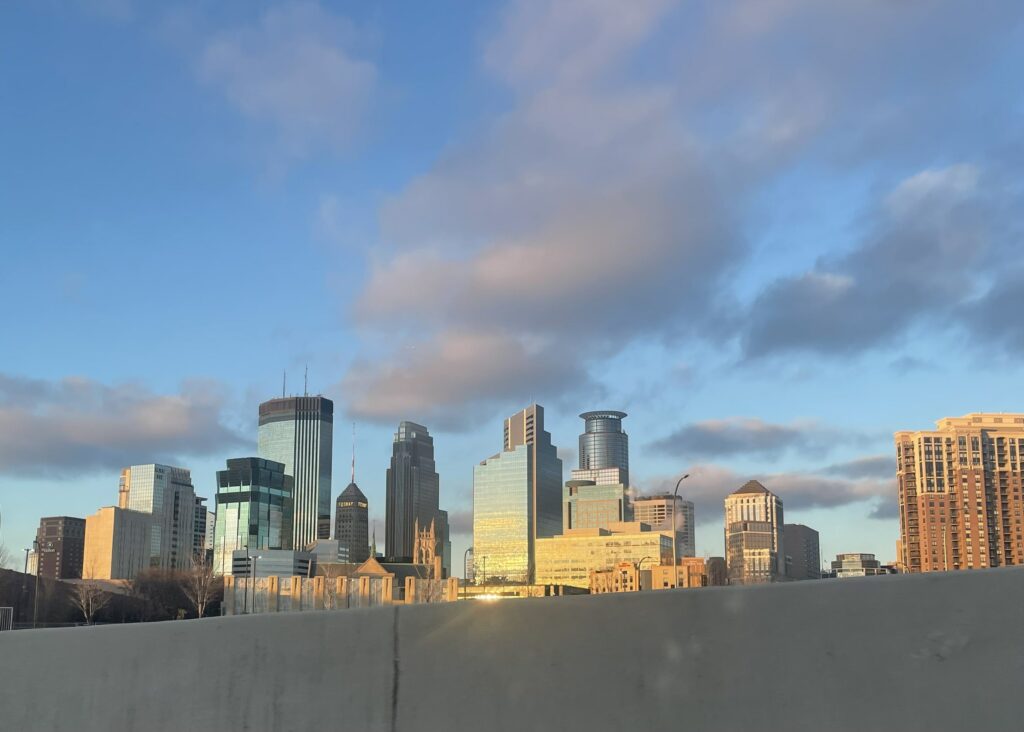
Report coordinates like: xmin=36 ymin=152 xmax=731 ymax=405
xmin=198 ymin=2 xmax=376 ymax=161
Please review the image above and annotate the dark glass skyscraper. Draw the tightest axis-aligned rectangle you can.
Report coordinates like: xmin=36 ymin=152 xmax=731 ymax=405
xmin=335 ymin=481 xmax=369 ymax=564
xmin=212 ymin=457 xmax=294 ymax=575
xmin=258 ymin=396 xmax=333 ymax=548
xmin=385 ymin=421 xmax=441 ymax=562
xmin=577 ymin=410 xmax=629 ymax=486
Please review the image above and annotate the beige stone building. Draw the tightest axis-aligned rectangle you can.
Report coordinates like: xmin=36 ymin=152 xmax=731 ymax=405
xmin=896 ymin=413 xmax=1024 ymax=572
xmin=648 ymin=557 xmax=727 ymax=590
xmin=83 ymin=507 xmax=152 ymax=580
xmin=724 ymin=481 xmax=785 ymax=584
xmin=590 ymin=562 xmax=642 ymax=593
xmin=535 ymin=521 xmax=672 ymax=589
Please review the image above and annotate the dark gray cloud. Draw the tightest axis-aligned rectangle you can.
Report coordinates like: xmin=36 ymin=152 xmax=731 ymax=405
xmin=868 ymin=498 xmax=900 ymax=521
xmin=649 ymin=417 xmax=822 ymax=460
xmin=961 ymin=268 xmax=1024 ymax=354
xmin=446 ymin=509 xmax=473 ymax=537
xmin=823 ymin=455 xmax=895 ymax=480
xmin=0 ymin=374 xmax=249 ymax=477
xmin=743 ymin=165 xmax=994 ymax=357
xmin=643 ymin=461 xmax=895 ymax=528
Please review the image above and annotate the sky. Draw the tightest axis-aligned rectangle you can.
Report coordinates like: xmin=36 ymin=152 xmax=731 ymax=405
xmin=2 ymin=0 xmax=1024 ymax=574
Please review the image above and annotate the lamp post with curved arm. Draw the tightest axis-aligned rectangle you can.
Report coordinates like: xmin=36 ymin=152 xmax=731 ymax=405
xmin=463 ymin=547 xmax=472 ymax=600
xmin=671 ymin=474 xmax=690 ymax=588
xmin=632 ymin=555 xmax=657 ymax=592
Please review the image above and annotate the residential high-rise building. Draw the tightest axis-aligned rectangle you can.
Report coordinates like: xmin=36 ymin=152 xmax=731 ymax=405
xmin=212 ymin=458 xmax=294 ymax=576
xmin=335 ymin=482 xmax=369 ymax=564
xmin=258 ymin=395 xmax=334 ymax=548
xmin=385 ymin=421 xmax=441 ymax=562
xmin=34 ymin=516 xmax=85 ymax=580
xmin=83 ymin=507 xmax=152 ymax=580
xmin=564 ymin=480 xmax=633 ymax=531
xmin=473 ymin=404 xmax=563 ymax=584
xmin=724 ymin=480 xmax=785 ymax=584
xmin=633 ymin=495 xmax=696 ymax=558
xmin=896 ymin=413 xmax=1024 ymax=573
xmin=574 ymin=410 xmax=629 ymax=486
xmin=784 ymin=523 xmax=821 ymax=580
xmin=118 ymin=464 xmax=195 ymax=571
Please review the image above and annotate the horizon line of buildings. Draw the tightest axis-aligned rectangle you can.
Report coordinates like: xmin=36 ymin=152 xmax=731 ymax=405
xmin=23 ymin=407 xmax=1021 ymax=596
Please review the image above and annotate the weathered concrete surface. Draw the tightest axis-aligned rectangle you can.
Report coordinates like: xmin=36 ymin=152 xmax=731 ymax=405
xmin=1 ymin=568 xmax=1022 ymax=732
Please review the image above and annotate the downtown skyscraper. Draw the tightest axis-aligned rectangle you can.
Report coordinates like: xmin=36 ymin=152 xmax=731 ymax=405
xmin=572 ymin=410 xmax=630 ymax=486
xmin=212 ymin=457 xmax=294 ymax=576
xmin=896 ymin=413 xmax=1024 ymax=572
xmin=336 ymin=436 xmax=369 ymax=564
xmin=118 ymin=464 xmax=196 ymax=571
xmin=473 ymin=404 xmax=563 ymax=584
xmin=258 ymin=395 xmax=333 ymax=548
xmin=724 ymin=480 xmax=785 ymax=584
xmin=385 ymin=421 xmax=441 ymax=562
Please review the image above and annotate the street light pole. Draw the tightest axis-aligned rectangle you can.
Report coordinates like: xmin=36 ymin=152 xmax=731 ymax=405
xmin=671 ymin=474 xmax=690 ymax=589
xmin=242 ymin=547 xmax=250 ymax=615
xmin=632 ymin=556 xmax=656 ymax=592
xmin=251 ymin=555 xmax=262 ymax=614
xmin=463 ymin=547 xmax=472 ymax=600
xmin=21 ymin=547 xmax=29 ymax=626
xmin=32 ymin=539 xmax=40 ymax=629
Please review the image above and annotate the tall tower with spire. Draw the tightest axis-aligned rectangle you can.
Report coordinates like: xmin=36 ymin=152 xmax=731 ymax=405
xmin=334 ymin=423 xmax=369 ymax=563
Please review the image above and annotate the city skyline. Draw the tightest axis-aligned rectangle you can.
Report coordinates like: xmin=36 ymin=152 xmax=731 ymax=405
xmin=4 ymin=1 xmax=1024 ymax=573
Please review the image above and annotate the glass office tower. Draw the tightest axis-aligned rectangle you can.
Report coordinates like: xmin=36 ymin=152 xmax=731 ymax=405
xmin=258 ymin=396 xmax=333 ymax=548
xmin=212 ymin=457 xmax=294 ymax=576
xmin=473 ymin=404 xmax=562 ymax=584
xmin=118 ymin=464 xmax=196 ymax=571
xmin=563 ymin=480 xmax=633 ymax=531
xmin=576 ymin=411 xmax=629 ymax=487
xmin=385 ymin=421 xmax=441 ymax=562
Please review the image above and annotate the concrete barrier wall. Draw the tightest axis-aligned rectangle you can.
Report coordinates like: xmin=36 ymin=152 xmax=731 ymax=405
xmin=1 ymin=568 xmax=1023 ymax=732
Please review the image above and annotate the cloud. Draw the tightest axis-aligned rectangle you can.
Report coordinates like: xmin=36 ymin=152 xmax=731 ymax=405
xmin=650 ymin=417 xmax=824 ymax=460
xmin=338 ymin=0 xmax=1024 ymax=423
xmin=822 ymin=455 xmax=895 ymax=480
xmin=343 ymin=0 xmax=738 ymax=424
xmin=643 ymin=461 xmax=895 ymax=527
xmin=961 ymin=267 xmax=1024 ymax=354
xmin=343 ymin=331 xmax=591 ymax=428
xmin=0 ymin=374 xmax=249 ymax=477
xmin=198 ymin=2 xmax=376 ymax=160
xmin=446 ymin=509 xmax=473 ymax=537
xmin=742 ymin=164 xmax=993 ymax=357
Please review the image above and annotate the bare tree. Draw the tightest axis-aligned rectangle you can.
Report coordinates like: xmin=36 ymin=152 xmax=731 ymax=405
xmin=181 ymin=553 xmax=219 ymax=619
xmin=70 ymin=567 xmax=110 ymax=625
xmin=0 ymin=543 xmax=11 ymax=570
xmin=317 ymin=563 xmax=349 ymax=610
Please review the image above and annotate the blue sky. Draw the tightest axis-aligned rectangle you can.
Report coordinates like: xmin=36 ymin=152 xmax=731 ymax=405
xmin=2 ymin=0 xmax=1024 ymax=573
